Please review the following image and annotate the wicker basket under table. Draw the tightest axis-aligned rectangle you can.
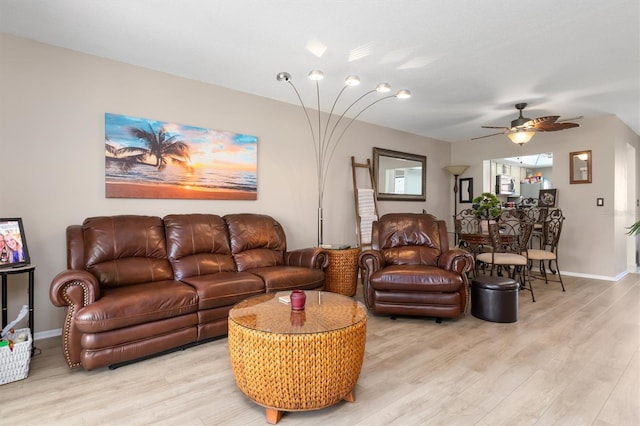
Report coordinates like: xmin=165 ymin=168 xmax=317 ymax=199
xmin=228 ymin=291 xmax=367 ymax=424
xmin=324 ymin=247 xmax=361 ymax=296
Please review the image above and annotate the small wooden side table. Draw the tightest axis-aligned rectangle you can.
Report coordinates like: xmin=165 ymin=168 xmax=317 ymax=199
xmin=324 ymin=247 xmax=361 ymax=296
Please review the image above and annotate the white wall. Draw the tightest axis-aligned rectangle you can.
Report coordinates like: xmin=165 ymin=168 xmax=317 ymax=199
xmin=0 ymin=34 xmax=453 ymax=336
xmin=451 ymin=115 xmax=640 ymax=279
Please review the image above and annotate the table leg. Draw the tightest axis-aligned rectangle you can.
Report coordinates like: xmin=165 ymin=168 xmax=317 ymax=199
xmin=28 ymin=269 xmax=34 ymax=333
xmin=1 ymin=274 xmax=7 ymax=328
xmin=265 ymin=408 xmax=283 ymax=424
xmin=343 ymin=388 xmax=356 ymax=402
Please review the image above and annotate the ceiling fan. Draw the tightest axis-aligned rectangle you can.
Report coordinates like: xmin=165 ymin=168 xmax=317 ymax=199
xmin=472 ymin=103 xmax=582 ymax=144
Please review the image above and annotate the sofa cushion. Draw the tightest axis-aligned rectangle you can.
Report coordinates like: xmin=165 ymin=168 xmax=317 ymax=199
xmin=75 ymin=280 xmax=198 ymax=333
xmin=82 ymin=215 xmax=173 ymax=287
xmin=246 ymin=266 xmax=325 ymax=292
xmin=369 ymin=265 xmax=463 ymax=292
xmin=164 ymin=214 xmax=236 ymax=280
xmin=225 ymin=214 xmax=286 ymax=271
xmin=179 ymin=271 xmax=265 ymax=310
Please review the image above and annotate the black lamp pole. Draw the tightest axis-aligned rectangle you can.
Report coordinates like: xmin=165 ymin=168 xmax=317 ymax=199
xmin=444 ymin=165 xmax=470 ymax=246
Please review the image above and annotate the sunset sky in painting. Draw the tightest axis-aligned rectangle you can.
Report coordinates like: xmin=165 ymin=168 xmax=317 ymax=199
xmin=105 ymin=113 xmax=257 ymax=172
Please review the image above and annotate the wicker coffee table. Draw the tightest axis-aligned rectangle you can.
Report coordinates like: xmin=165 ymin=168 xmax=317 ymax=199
xmin=228 ymin=291 xmax=367 ymax=424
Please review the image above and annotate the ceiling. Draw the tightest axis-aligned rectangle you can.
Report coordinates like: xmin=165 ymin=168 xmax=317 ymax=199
xmin=1 ymin=0 xmax=638 ymax=143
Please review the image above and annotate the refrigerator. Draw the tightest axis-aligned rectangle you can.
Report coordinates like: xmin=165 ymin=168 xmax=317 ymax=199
xmin=520 ymin=180 xmax=552 ymax=199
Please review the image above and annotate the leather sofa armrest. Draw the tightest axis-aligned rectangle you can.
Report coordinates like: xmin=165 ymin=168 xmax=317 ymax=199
xmin=438 ymin=249 xmax=474 ymax=275
xmin=50 ymin=270 xmax=101 ymax=307
xmin=49 ymin=270 xmax=101 ymax=369
xmin=285 ymin=247 xmax=329 ymax=269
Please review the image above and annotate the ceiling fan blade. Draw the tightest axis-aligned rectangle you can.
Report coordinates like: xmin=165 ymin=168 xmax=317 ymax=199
xmin=536 ymin=122 xmax=580 ymax=132
xmin=471 ymin=132 xmax=505 ymax=140
xmin=558 ymin=115 xmax=583 ymax=122
xmin=477 ymin=103 xmax=582 ymax=137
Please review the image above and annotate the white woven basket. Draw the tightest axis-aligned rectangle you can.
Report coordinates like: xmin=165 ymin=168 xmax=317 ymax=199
xmin=0 ymin=328 xmax=32 ymax=385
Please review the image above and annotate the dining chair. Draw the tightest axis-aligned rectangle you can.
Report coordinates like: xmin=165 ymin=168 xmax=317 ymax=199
xmin=526 ymin=209 xmax=565 ymax=292
xmin=453 ymin=208 xmax=481 ymax=235
xmin=476 ymin=219 xmax=536 ymax=302
xmin=520 ymin=207 xmax=549 ymax=248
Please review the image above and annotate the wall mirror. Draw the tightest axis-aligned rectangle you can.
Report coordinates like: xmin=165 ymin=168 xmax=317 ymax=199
xmin=373 ymin=147 xmax=426 ymax=201
xmin=569 ymin=150 xmax=592 ymax=184
xmin=459 ymin=177 xmax=473 ymax=203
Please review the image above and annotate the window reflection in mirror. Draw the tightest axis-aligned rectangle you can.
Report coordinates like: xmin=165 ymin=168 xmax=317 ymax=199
xmin=569 ymin=150 xmax=592 ymax=184
xmin=373 ymin=147 xmax=426 ymax=201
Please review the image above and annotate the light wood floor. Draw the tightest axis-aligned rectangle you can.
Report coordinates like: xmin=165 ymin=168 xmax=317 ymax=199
xmin=1 ymin=274 xmax=639 ymax=425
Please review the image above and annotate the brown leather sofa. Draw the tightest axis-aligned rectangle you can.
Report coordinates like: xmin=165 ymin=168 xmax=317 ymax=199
xmin=358 ymin=213 xmax=474 ymax=321
xmin=50 ymin=213 xmax=328 ymax=370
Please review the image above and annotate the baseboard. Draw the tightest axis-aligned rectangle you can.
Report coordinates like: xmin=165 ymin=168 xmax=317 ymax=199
xmin=561 ymin=270 xmax=627 ymax=282
xmin=35 ymin=328 xmax=61 ymax=341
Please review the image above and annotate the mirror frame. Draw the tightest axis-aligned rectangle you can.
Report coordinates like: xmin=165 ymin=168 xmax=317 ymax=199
xmin=569 ymin=150 xmax=592 ymax=184
xmin=459 ymin=177 xmax=473 ymax=203
xmin=373 ymin=147 xmax=426 ymax=201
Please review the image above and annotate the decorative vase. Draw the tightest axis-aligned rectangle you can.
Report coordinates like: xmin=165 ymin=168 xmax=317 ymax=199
xmin=290 ymin=289 xmax=306 ymax=310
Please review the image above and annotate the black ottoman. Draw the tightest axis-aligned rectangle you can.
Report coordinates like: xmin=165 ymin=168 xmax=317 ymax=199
xmin=471 ymin=276 xmax=519 ymax=323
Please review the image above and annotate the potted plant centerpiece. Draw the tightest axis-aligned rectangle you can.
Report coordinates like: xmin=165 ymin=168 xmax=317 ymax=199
xmin=472 ymin=192 xmax=501 ymax=233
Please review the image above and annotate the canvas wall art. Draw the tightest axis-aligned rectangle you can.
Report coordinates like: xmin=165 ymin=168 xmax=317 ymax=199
xmin=105 ymin=113 xmax=257 ymax=200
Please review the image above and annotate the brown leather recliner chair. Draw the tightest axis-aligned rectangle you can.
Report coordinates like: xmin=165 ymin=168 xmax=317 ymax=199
xmin=359 ymin=213 xmax=474 ymax=321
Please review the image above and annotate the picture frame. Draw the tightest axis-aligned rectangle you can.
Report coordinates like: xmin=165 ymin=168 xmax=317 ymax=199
xmin=0 ymin=218 xmax=31 ymax=269
xmin=569 ymin=150 xmax=592 ymax=184
xmin=373 ymin=147 xmax=426 ymax=201
xmin=459 ymin=177 xmax=473 ymax=203
xmin=539 ymin=189 xmax=558 ymax=208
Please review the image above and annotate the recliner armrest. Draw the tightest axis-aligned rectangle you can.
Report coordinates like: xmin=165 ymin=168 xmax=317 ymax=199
xmin=358 ymin=250 xmax=384 ymax=275
xmin=438 ymin=249 xmax=474 ymax=275
xmin=285 ymin=247 xmax=329 ymax=269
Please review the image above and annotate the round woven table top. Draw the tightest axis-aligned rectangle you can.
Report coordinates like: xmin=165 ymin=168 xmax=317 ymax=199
xmin=229 ymin=290 xmax=366 ymax=335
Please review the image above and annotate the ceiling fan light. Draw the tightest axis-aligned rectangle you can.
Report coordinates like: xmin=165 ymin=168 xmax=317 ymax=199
xmin=507 ymin=130 xmax=535 ymax=144
xmin=308 ymin=70 xmax=324 ymax=81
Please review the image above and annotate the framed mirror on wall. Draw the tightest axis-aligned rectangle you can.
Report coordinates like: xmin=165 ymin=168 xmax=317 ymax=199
xmin=373 ymin=147 xmax=426 ymax=201
xmin=459 ymin=178 xmax=473 ymax=203
xmin=569 ymin=150 xmax=592 ymax=184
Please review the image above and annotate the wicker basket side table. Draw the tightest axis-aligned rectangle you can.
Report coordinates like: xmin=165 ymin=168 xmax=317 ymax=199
xmin=324 ymin=247 xmax=361 ymax=296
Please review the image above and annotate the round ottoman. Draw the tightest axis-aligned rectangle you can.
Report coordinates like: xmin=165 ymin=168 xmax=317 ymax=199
xmin=471 ymin=276 xmax=519 ymax=323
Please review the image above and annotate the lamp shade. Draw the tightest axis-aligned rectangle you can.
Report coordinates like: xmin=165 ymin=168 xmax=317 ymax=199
xmin=444 ymin=165 xmax=470 ymax=176
xmin=507 ymin=130 xmax=535 ymax=144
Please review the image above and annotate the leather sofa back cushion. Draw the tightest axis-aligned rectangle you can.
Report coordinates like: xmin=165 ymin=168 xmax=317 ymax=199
xmin=376 ymin=213 xmax=442 ymax=266
xmin=164 ymin=214 xmax=236 ymax=280
xmin=82 ymin=215 xmax=173 ymax=287
xmin=225 ymin=213 xmax=285 ymax=272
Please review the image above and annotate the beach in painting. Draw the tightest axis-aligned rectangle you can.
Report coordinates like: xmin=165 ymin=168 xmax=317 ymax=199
xmin=104 ymin=113 xmax=257 ymax=200
xmin=106 ymin=181 xmax=256 ymax=200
